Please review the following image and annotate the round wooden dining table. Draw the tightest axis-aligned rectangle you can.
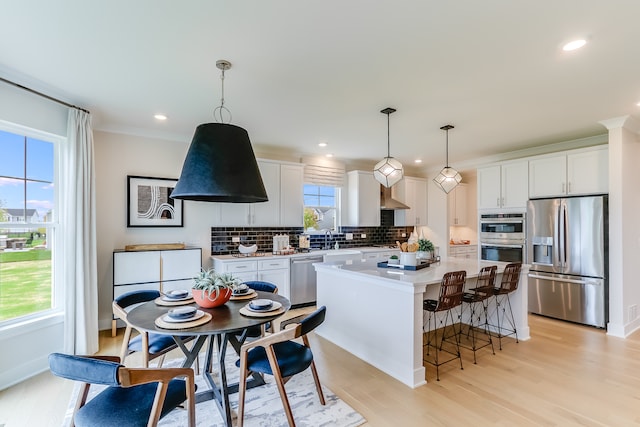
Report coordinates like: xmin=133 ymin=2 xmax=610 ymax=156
xmin=127 ymin=291 xmax=291 ymax=427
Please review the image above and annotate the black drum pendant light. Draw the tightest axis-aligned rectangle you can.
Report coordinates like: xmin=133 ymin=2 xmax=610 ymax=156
xmin=433 ymin=124 xmax=462 ymax=194
xmin=171 ymin=60 xmax=268 ymax=203
xmin=373 ymin=107 xmax=404 ymax=187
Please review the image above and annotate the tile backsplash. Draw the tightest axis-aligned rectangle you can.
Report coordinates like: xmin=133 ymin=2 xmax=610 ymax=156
xmin=211 ymin=210 xmax=413 ymax=255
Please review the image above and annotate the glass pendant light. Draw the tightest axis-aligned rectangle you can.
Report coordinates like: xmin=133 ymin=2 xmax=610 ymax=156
xmin=171 ymin=60 xmax=268 ymax=203
xmin=433 ymin=124 xmax=462 ymax=194
xmin=373 ymin=107 xmax=404 ymax=187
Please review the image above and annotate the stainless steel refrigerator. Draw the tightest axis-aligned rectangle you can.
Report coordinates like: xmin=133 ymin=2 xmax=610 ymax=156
xmin=527 ymin=195 xmax=608 ymax=328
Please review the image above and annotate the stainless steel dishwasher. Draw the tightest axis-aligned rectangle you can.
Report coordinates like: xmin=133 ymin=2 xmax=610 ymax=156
xmin=290 ymin=255 xmax=324 ymax=306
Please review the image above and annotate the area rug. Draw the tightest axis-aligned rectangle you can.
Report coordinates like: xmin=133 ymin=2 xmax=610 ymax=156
xmin=63 ymin=351 xmax=366 ymax=427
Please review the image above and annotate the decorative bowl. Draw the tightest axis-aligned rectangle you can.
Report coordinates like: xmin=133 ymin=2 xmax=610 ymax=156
xmin=192 ymin=288 xmax=233 ymax=308
xmin=238 ymin=244 xmax=258 ymax=254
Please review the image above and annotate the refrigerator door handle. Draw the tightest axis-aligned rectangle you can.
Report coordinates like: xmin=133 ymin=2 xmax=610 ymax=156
xmin=528 ymin=273 xmax=599 ymax=286
xmin=559 ymin=202 xmax=567 ymax=267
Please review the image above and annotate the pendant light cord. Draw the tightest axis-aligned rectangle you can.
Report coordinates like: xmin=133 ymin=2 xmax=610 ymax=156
xmin=445 ymin=128 xmax=449 ymax=167
xmin=214 ymin=61 xmax=232 ymax=123
xmin=386 ymin=112 xmax=391 ymax=157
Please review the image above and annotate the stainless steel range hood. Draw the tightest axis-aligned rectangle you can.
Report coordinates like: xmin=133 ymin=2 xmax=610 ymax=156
xmin=380 ymin=185 xmax=409 ymax=210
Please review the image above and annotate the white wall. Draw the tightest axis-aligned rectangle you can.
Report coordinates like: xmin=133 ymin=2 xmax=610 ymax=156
xmin=602 ymin=117 xmax=640 ymax=337
xmin=94 ymin=131 xmax=218 ymax=330
xmin=0 ymin=83 xmax=67 ymax=390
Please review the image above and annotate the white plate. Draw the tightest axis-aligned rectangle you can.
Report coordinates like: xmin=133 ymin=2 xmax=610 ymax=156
xmin=161 ymin=294 xmax=192 ymax=302
xmin=162 ymin=309 xmax=205 ymax=323
xmin=246 ymin=300 xmax=282 ymax=313
xmin=167 ymin=306 xmax=197 ymax=319
xmin=233 ymin=286 xmax=251 ymax=295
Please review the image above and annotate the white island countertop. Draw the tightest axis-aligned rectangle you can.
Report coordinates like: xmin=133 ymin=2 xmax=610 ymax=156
xmin=314 ymin=258 xmax=530 ymax=388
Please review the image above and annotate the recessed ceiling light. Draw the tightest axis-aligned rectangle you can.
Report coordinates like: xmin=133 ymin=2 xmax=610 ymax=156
xmin=325 ymin=153 xmax=333 ymax=158
xmin=414 ymin=159 xmax=423 ymax=164
xmin=318 ymin=141 xmax=327 ymax=147
xmin=154 ymin=114 xmax=167 ymax=120
xmin=636 ymin=101 xmax=640 ymax=107
xmin=562 ymin=39 xmax=587 ymax=51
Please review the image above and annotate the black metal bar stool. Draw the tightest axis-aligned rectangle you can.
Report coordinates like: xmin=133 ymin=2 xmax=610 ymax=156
xmin=460 ymin=265 xmax=497 ymax=363
xmin=492 ymin=262 xmax=523 ymax=350
xmin=423 ymin=270 xmax=466 ymax=381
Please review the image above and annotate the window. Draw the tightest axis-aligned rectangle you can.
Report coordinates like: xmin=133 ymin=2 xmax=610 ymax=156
xmin=303 ymin=184 xmax=338 ymax=232
xmin=0 ymin=128 xmax=59 ymax=324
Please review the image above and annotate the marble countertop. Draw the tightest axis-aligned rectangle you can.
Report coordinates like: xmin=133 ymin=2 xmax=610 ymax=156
xmin=314 ymin=257 xmax=515 ymax=287
xmin=211 ymin=246 xmax=400 ymax=261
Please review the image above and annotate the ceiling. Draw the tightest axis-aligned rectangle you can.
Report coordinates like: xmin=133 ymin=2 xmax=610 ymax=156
xmin=2 ymin=1 xmax=639 ymax=173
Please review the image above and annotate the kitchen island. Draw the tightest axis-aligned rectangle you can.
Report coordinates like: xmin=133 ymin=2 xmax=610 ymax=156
xmin=314 ymin=258 xmax=530 ymax=388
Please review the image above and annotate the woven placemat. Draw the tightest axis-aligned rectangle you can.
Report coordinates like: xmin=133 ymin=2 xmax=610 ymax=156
xmin=230 ymin=290 xmax=258 ymax=301
xmin=239 ymin=305 xmax=285 ymax=318
xmin=154 ymin=296 xmax=195 ymax=307
xmin=154 ymin=311 xmax=212 ymax=329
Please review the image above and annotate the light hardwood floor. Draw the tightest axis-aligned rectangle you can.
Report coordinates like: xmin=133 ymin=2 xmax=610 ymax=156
xmin=2 ymin=312 xmax=640 ymax=426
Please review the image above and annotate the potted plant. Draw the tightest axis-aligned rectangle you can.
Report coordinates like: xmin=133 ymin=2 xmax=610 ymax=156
xmin=417 ymin=238 xmax=434 ymax=260
xmin=191 ymin=268 xmax=240 ymax=308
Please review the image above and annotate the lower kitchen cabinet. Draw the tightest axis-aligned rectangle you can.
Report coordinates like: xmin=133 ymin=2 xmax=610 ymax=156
xmin=449 ymin=244 xmax=478 ymax=259
xmin=213 ymin=256 xmax=291 ymax=299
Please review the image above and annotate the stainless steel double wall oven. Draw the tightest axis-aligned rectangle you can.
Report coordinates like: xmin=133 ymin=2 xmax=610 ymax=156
xmin=479 ymin=213 xmax=526 ymax=263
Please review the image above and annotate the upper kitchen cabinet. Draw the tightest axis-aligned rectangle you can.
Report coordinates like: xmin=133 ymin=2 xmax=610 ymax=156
xmin=217 ymin=160 xmax=303 ymax=226
xmin=529 ymin=146 xmax=608 ymax=198
xmin=279 ymin=164 xmax=304 ymax=226
xmin=448 ymin=183 xmax=468 ymax=226
xmin=344 ymin=170 xmax=380 ymax=226
xmin=477 ymin=159 xmax=528 ymax=211
xmin=393 ymin=176 xmax=428 ymax=226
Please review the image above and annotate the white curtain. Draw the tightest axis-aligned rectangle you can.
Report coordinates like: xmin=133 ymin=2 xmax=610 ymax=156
xmin=62 ymin=109 xmax=98 ymax=355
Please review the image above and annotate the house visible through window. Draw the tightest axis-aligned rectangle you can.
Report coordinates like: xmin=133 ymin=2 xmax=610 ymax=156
xmin=303 ymin=184 xmax=338 ymax=232
xmin=0 ymin=128 xmax=57 ymax=323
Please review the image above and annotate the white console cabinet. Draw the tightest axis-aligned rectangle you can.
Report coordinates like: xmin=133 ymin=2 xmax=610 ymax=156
xmin=112 ymin=247 xmax=201 ymax=335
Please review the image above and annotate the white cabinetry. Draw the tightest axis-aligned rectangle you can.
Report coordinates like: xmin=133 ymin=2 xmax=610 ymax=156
xmin=529 ymin=147 xmax=608 ymax=198
xmin=393 ymin=176 xmax=428 ymax=226
xmin=112 ymin=248 xmax=201 ymax=334
xmin=449 ymin=245 xmax=478 ymax=259
xmin=360 ymin=248 xmax=401 ymax=261
xmin=217 ymin=160 xmax=304 ymax=226
xmin=345 ymin=170 xmax=380 ymax=226
xmin=448 ymin=184 xmax=468 ymax=226
xmin=280 ymin=164 xmax=304 ymax=226
xmin=477 ymin=159 xmax=529 ymax=210
xmin=213 ymin=257 xmax=291 ymax=299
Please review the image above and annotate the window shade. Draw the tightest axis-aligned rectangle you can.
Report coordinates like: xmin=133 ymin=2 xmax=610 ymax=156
xmin=303 ymin=164 xmax=346 ymax=187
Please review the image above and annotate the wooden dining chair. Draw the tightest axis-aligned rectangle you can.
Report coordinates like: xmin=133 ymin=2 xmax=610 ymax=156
xmin=236 ymin=306 xmax=327 ymax=427
xmin=48 ymin=353 xmax=196 ymax=427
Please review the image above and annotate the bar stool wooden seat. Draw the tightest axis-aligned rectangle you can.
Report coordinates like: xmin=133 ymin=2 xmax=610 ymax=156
xmin=461 ymin=265 xmax=497 ymax=363
xmin=492 ymin=262 xmax=523 ymax=350
xmin=423 ymin=270 xmax=466 ymax=381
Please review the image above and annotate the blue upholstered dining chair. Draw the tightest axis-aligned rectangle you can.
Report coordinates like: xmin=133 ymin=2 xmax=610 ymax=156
xmin=236 ymin=306 xmax=327 ymax=427
xmin=113 ymin=289 xmax=196 ymax=368
xmin=240 ymin=281 xmax=279 ymax=338
xmin=243 ymin=280 xmax=278 ymax=294
xmin=48 ymin=353 xmax=195 ymax=427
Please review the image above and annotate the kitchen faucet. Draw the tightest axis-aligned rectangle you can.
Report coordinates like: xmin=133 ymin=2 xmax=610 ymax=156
xmin=324 ymin=230 xmax=333 ymax=249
